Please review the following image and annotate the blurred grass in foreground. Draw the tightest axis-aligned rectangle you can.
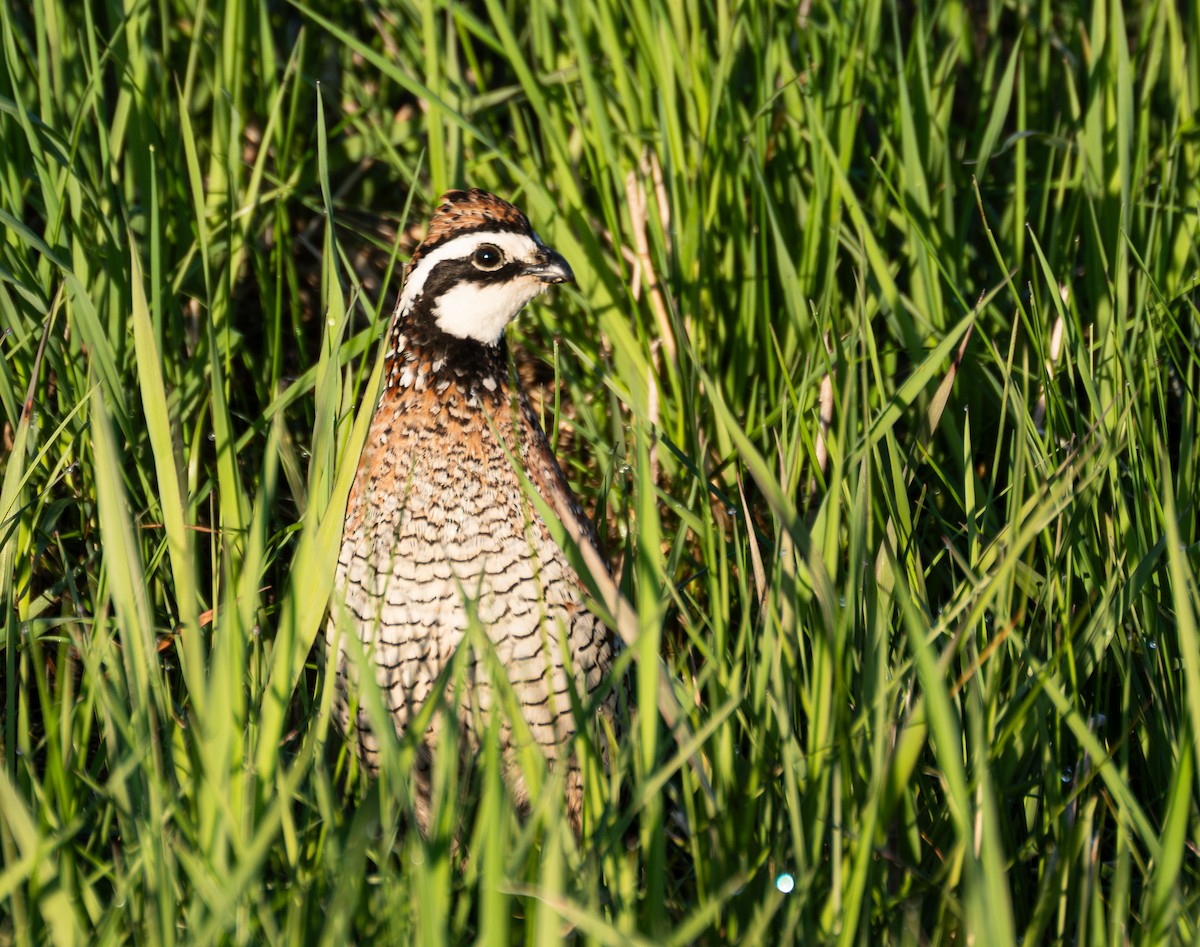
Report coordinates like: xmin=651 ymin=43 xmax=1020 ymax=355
xmin=2 ymin=0 xmax=1199 ymax=942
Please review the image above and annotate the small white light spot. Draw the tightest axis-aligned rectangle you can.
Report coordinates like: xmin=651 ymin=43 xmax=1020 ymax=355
xmin=775 ymin=873 xmax=795 ymax=894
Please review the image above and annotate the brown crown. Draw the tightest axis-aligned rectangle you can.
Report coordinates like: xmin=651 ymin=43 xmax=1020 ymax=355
xmin=408 ymin=188 xmax=533 ymax=270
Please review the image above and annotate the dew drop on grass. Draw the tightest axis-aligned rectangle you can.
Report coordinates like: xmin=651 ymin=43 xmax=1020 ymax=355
xmin=775 ymin=873 xmax=795 ymax=894
xmin=1060 ymin=768 xmax=1073 ymax=783
xmin=1148 ymin=639 xmax=1157 ymax=650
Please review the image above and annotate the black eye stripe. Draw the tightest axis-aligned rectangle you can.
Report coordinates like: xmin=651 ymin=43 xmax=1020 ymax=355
xmin=422 ymin=257 xmax=527 ymax=295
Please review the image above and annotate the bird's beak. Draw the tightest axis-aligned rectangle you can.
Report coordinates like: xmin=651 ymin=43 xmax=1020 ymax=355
xmin=526 ymin=248 xmax=575 ymax=285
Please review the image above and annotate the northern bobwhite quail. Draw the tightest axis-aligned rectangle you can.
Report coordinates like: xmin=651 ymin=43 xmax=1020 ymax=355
xmin=327 ymin=188 xmax=618 ymax=830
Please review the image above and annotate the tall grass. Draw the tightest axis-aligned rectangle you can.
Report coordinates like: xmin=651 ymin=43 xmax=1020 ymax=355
xmin=2 ymin=0 xmax=1199 ymax=942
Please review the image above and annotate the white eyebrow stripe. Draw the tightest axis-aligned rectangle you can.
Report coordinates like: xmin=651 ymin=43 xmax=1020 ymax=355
xmin=399 ymin=231 xmax=539 ymax=307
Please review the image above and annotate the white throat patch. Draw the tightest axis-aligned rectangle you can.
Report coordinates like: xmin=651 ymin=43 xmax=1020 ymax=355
xmin=431 ymin=278 xmax=548 ymax=345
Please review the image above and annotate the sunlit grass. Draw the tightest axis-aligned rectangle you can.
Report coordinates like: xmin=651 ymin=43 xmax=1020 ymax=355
xmin=2 ymin=0 xmax=1199 ymax=942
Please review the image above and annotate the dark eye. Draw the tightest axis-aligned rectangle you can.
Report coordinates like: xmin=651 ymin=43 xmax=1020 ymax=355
xmin=472 ymin=244 xmax=504 ymax=270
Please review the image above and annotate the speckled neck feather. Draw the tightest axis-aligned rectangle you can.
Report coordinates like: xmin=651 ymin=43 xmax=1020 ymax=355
xmin=381 ymin=302 xmax=509 ymax=408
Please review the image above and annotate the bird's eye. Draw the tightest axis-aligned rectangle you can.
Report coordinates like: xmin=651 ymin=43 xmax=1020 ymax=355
xmin=472 ymin=244 xmax=504 ymax=271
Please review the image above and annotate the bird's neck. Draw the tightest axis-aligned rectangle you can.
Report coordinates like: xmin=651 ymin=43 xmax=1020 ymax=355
xmin=379 ymin=302 xmax=510 ymax=407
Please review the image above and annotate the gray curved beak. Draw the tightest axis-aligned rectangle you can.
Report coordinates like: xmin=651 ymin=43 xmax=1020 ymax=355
xmin=527 ymin=248 xmax=575 ymax=284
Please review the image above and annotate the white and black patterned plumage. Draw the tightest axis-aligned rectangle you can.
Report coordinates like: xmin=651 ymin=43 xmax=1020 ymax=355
xmin=327 ymin=188 xmax=617 ymax=829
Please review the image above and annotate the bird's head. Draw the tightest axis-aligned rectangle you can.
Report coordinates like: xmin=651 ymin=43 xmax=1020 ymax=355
xmin=399 ymin=188 xmax=574 ymax=347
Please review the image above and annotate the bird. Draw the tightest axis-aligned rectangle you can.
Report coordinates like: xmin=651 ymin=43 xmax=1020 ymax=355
xmin=326 ymin=187 xmax=619 ymax=831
